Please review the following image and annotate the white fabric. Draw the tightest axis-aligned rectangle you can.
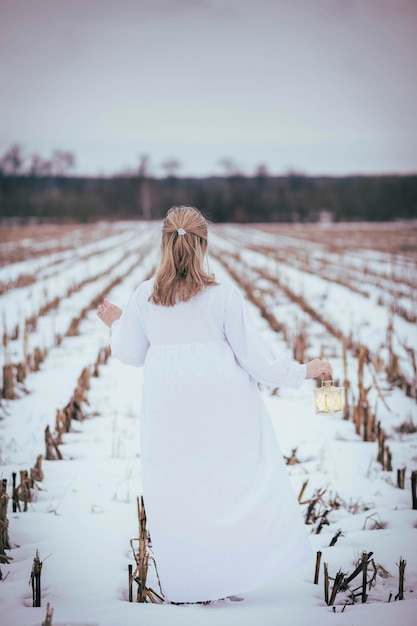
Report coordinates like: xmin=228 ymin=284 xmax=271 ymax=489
xmin=110 ymin=278 xmax=312 ymax=603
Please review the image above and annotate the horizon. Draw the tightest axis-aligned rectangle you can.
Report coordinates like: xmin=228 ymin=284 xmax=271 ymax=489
xmin=1 ymin=149 xmax=416 ymax=180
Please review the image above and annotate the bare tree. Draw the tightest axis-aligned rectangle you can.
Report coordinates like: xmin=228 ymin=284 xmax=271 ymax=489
xmin=28 ymin=154 xmax=53 ymax=177
xmin=0 ymin=144 xmax=26 ymax=175
xmin=51 ymin=150 xmax=75 ymax=176
xmin=138 ymin=154 xmax=151 ymax=178
xmin=254 ymin=163 xmax=270 ymax=178
xmin=161 ymin=158 xmax=181 ymax=178
xmin=137 ymin=154 xmax=152 ymax=220
xmin=217 ymin=158 xmax=242 ymax=177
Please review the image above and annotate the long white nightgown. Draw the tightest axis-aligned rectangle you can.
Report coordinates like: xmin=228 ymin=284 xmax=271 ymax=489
xmin=110 ymin=277 xmax=313 ymax=603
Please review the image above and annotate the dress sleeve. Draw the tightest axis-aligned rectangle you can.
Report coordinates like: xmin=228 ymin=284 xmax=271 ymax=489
xmin=110 ymin=288 xmax=149 ymax=367
xmin=223 ymin=284 xmax=306 ymax=388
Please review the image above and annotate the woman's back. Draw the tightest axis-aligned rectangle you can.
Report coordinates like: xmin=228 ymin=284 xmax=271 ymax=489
xmin=136 ymin=278 xmax=230 ymax=347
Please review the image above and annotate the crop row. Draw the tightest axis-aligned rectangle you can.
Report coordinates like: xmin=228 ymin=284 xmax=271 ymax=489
xmin=1 ymin=228 xmax=159 ymax=398
xmin=214 ymin=226 xmax=417 ymax=324
xmin=0 ymin=226 xmax=140 ymax=296
xmin=210 ymin=236 xmax=416 ymax=467
xmin=0 ymin=221 xmax=136 ymax=267
xmin=211 ymin=231 xmax=416 ymax=397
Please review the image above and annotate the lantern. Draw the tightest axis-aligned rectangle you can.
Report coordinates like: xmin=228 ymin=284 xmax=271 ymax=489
xmin=314 ymin=379 xmax=344 ymax=415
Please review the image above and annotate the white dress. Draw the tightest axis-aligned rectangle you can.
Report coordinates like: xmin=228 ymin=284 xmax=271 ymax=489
xmin=110 ymin=277 xmax=313 ymax=603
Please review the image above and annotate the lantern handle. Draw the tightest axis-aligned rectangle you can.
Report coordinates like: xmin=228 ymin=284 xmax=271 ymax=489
xmin=321 ymin=376 xmax=334 ymax=387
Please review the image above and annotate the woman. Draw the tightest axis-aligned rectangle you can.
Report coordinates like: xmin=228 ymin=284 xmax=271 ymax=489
xmin=97 ymin=206 xmax=331 ymax=604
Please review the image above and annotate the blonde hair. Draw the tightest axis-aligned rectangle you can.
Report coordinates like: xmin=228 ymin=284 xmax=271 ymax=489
xmin=150 ymin=206 xmax=217 ymax=306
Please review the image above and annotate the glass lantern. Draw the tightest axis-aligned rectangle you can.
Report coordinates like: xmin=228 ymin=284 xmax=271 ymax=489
xmin=314 ymin=379 xmax=344 ymax=415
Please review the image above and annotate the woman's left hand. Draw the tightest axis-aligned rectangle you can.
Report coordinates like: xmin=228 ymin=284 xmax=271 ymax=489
xmin=97 ymin=299 xmax=123 ymax=328
xmin=305 ymin=358 xmax=332 ymax=380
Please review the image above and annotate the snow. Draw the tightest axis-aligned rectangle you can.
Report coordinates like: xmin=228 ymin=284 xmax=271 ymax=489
xmin=0 ymin=222 xmax=416 ymax=625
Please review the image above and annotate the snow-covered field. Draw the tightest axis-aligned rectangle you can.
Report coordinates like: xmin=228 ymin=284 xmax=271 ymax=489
xmin=0 ymin=220 xmax=416 ymax=626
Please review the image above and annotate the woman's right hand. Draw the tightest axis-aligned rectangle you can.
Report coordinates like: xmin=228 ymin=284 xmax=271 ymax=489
xmin=97 ymin=299 xmax=123 ymax=328
xmin=305 ymin=358 xmax=332 ymax=380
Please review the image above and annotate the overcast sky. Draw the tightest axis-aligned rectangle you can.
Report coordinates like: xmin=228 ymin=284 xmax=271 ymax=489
xmin=1 ymin=0 xmax=416 ymax=177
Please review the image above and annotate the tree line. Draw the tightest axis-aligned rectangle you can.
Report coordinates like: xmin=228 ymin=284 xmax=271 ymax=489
xmin=0 ymin=145 xmax=416 ymax=223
